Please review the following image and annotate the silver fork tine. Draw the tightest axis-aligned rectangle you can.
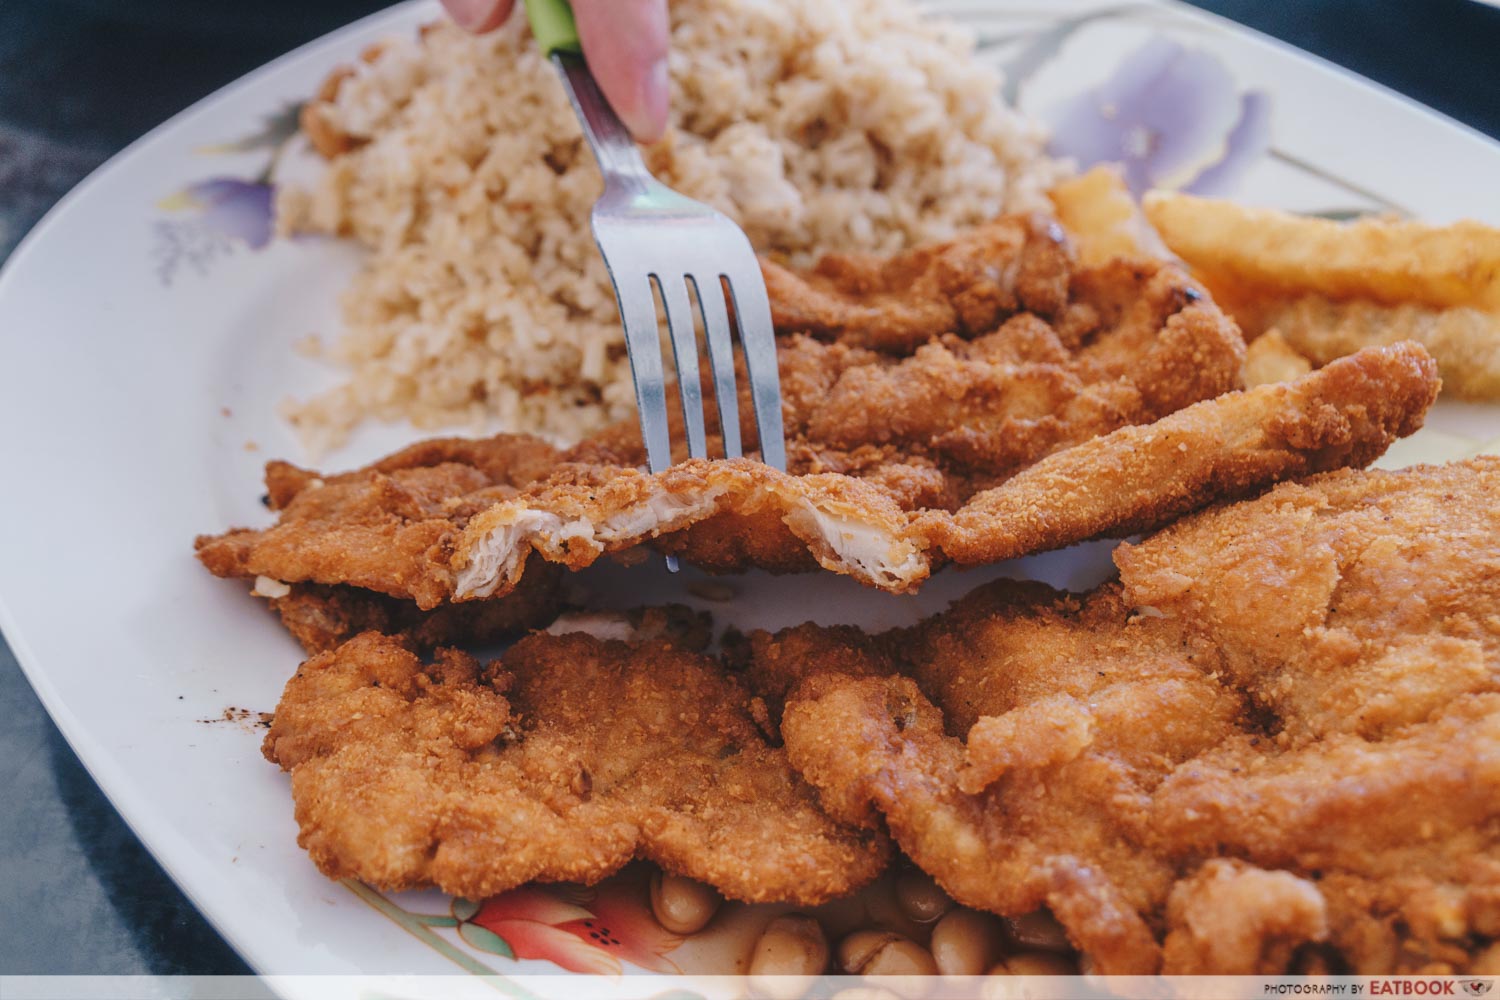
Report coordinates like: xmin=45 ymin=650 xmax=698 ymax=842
xmin=612 ymin=275 xmax=673 ymax=474
xmin=657 ymin=276 xmax=708 ymax=460
xmin=549 ymin=43 xmax=785 ymax=582
xmin=691 ymin=275 xmax=742 ymax=459
xmin=724 ymin=271 xmax=786 ymax=470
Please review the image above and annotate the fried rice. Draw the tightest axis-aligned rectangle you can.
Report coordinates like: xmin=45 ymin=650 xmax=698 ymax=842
xmin=276 ymin=0 xmax=1063 ymax=454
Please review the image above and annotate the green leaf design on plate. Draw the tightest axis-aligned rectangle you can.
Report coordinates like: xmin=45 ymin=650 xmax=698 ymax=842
xmin=196 ymin=102 xmax=305 ymax=154
xmin=1267 ymin=150 xmax=1408 ymax=216
xmin=991 ymin=5 xmax=1148 ymax=104
xmin=1305 ymin=208 xmax=1382 ymax=222
xmin=452 ymin=897 xmax=481 ymax=922
xmin=459 ymin=922 xmax=516 ymax=958
xmin=413 ymin=914 xmax=459 ymax=928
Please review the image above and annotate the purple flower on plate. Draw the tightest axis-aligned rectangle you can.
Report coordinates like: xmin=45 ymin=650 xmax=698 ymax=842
xmin=1047 ymin=37 xmax=1271 ymax=196
xmin=153 ymin=178 xmax=276 ymax=285
xmin=170 ymin=178 xmax=275 ymax=249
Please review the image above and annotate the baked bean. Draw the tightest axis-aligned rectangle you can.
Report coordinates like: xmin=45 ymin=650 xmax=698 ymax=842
xmin=649 ymin=871 xmax=721 ymax=935
xmin=991 ymin=951 xmax=1076 ymax=976
xmin=1002 ymin=910 xmax=1072 ymax=953
xmin=894 ymin=869 xmax=954 ymax=924
xmin=749 ymin=914 xmax=829 ymax=999
xmin=838 ymin=930 xmax=938 ymax=976
xmin=929 ymin=908 xmax=1002 ymax=976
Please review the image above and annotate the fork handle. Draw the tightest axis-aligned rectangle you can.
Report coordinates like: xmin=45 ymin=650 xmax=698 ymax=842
xmin=524 ymin=0 xmax=583 ymax=57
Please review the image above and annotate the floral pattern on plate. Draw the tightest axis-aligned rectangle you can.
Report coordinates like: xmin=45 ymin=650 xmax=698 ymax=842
xmin=152 ymin=103 xmax=298 ymax=284
xmin=346 ymin=871 xmax=685 ymax=979
xmin=1046 ymin=37 xmax=1272 ymax=195
xmin=142 ymin=0 xmax=1476 ymax=982
xmin=458 ymin=882 xmax=683 ymax=975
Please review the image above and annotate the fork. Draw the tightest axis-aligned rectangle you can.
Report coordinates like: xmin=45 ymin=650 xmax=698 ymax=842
xmin=525 ymin=0 xmax=788 ymax=529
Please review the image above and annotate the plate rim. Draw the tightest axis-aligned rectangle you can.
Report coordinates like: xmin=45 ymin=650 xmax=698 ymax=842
xmin=1153 ymin=0 xmax=1500 ymax=151
xmin=1 ymin=0 xmax=1498 ymax=981
xmin=0 ymin=0 xmax=442 ymax=981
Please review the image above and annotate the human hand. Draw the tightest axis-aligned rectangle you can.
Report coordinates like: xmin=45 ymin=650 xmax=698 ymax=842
xmin=440 ymin=0 xmax=670 ymax=142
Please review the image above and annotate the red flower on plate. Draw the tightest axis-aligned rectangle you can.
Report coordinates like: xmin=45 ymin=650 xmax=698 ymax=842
xmin=556 ymin=880 xmax=685 ymax=974
xmin=461 ymin=880 xmax=683 ymax=975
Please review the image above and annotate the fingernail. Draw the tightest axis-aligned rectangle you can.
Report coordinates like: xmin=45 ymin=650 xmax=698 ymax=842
xmin=442 ymin=0 xmax=497 ymax=31
xmin=628 ymin=58 xmax=670 ymax=143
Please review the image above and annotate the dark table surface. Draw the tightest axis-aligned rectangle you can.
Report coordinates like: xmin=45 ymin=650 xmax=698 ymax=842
xmin=2 ymin=0 xmax=1498 ymax=978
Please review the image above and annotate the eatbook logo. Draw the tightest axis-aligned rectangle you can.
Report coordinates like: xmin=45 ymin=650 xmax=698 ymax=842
xmin=1463 ymin=982 xmax=1494 ymax=997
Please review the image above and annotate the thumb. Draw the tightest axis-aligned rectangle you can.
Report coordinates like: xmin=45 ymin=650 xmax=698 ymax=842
xmin=570 ymin=0 xmax=670 ymax=143
xmin=441 ymin=0 xmax=516 ymax=33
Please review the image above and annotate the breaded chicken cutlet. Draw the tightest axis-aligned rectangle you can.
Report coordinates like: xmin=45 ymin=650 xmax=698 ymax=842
xmin=263 ymin=611 xmax=889 ymax=904
xmin=750 ymin=457 xmax=1500 ymax=975
xmin=198 ymin=220 xmax=1253 ymax=621
xmin=198 ymin=343 xmax=1438 ymax=608
xmin=264 ymin=458 xmax=1499 ymax=971
xmin=760 ymin=215 xmax=1076 ymax=352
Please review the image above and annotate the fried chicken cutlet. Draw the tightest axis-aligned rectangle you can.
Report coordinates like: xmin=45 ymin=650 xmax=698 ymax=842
xmin=264 ymin=613 xmax=890 ymax=903
xmin=761 ymin=215 xmax=1075 ymax=352
xmin=757 ymin=458 xmax=1500 ymax=975
xmin=198 ymin=222 xmax=1255 ymax=615
xmin=198 ymin=343 xmax=1438 ymax=607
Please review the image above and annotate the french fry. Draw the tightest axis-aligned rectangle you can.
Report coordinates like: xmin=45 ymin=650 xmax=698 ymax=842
xmin=1143 ymin=191 xmax=1500 ymax=400
xmin=1050 ymin=166 xmax=1169 ymax=266
xmin=1143 ymin=192 xmax=1500 ymax=313
xmin=1268 ymin=297 xmax=1500 ymax=400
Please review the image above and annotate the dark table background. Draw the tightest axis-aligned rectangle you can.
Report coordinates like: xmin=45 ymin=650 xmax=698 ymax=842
xmin=2 ymin=0 xmax=1498 ymax=977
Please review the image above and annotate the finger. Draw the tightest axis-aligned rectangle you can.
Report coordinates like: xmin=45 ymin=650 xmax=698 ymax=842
xmin=571 ymin=0 xmax=670 ymax=143
xmin=441 ymin=0 xmax=516 ymax=33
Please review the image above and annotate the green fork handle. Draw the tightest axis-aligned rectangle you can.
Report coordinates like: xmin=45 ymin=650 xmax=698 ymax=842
xmin=524 ymin=0 xmax=583 ymax=57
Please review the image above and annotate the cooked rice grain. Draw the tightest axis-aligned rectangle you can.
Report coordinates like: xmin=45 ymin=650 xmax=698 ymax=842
xmin=277 ymin=0 xmax=1062 ymax=454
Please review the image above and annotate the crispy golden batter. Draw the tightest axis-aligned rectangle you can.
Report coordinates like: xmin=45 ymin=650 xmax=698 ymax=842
xmin=200 ymin=344 xmax=1437 ymax=607
xmin=196 ymin=462 xmax=522 ymax=609
xmin=767 ymin=458 xmax=1500 ymax=974
xmin=916 ymin=340 xmax=1438 ymax=566
xmin=753 ymin=584 xmax=1229 ymax=974
xmin=265 ymin=621 xmax=890 ymax=904
xmin=197 ymin=438 xmax=568 ymax=610
xmin=1243 ymin=328 xmax=1313 ymax=387
xmin=778 ymin=259 xmax=1244 ymax=486
xmin=762 ymin=216 xmax=1075 ymax=352
xmin=584 ymin=250 xmax=1248 ymax=504
xmin=199 ymin=220 xmax=1257 ymax=620
xmin=263 ymin=434 xmax=566 ymax=510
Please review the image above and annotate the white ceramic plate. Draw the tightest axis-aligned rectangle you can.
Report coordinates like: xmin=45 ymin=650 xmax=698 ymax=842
xmin=2 ymin=0 xmax=1497 ymax=991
